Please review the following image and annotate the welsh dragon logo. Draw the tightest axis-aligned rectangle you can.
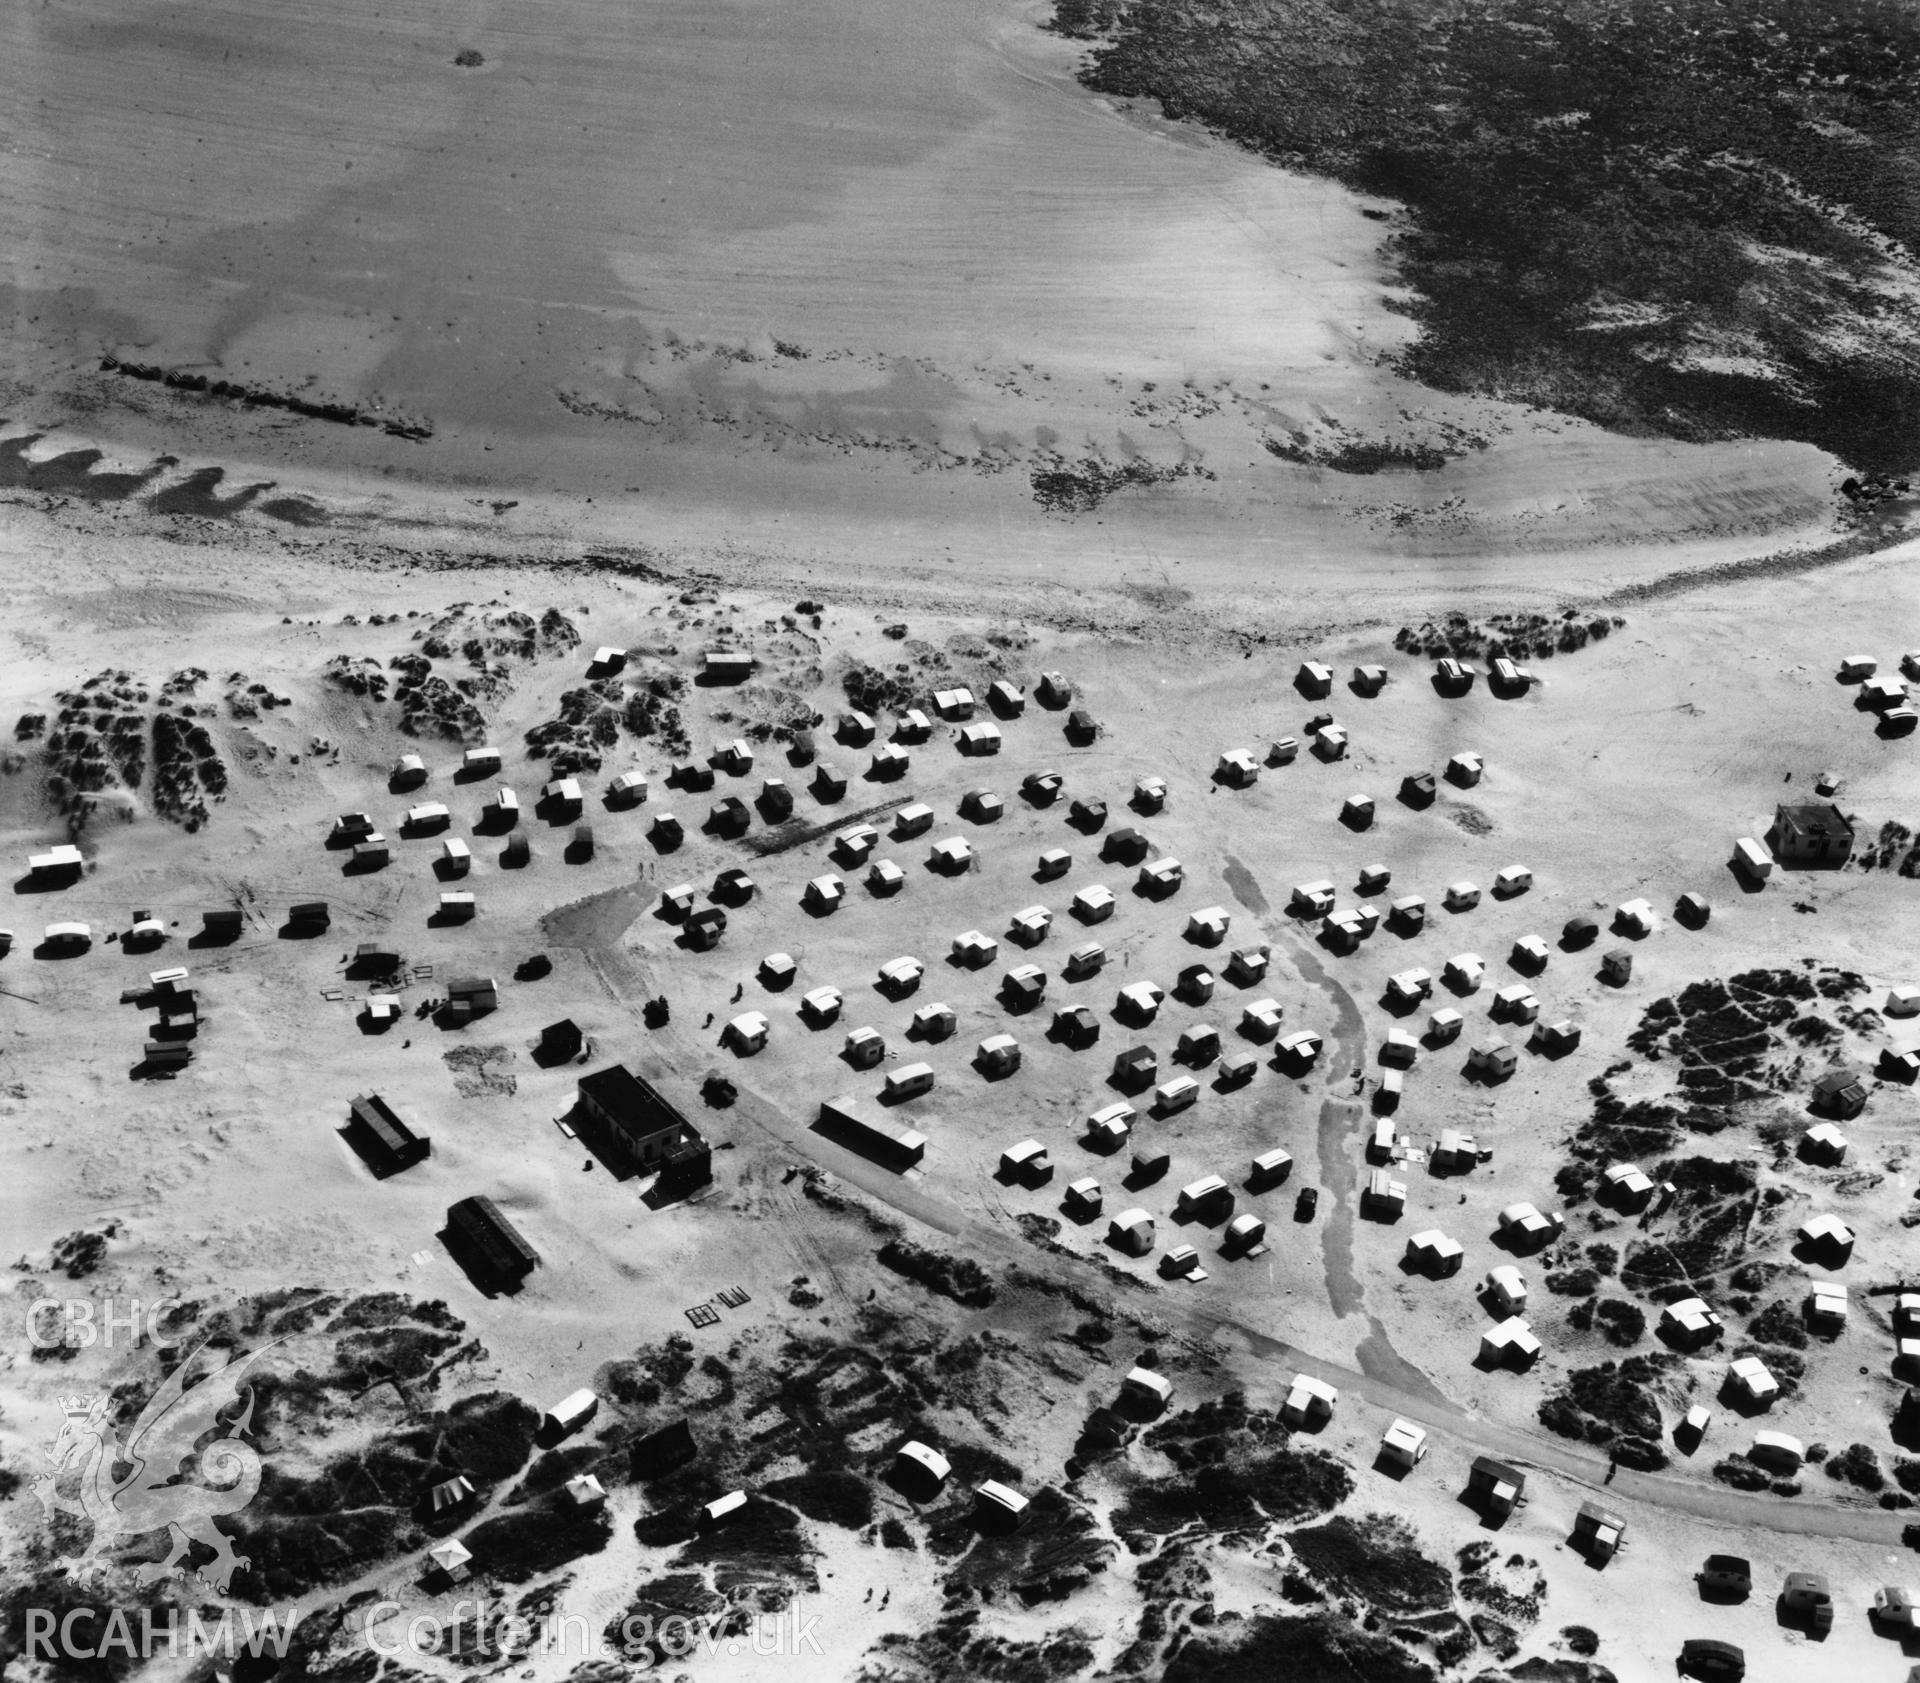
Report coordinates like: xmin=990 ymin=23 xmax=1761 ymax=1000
xmin=33 ymin=1340 xmax=276 ymax=1593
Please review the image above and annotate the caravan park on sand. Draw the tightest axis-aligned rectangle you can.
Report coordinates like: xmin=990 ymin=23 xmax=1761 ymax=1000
xmin=5 ymin=1 xmax=1920 ymax=1680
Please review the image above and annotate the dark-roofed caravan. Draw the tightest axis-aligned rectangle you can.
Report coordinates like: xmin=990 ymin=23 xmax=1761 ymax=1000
xmin=446 ymin=1195 xmax=540 ymax=1285
xmin=346 ymin=1092 xmax=431 ymax=1176
xmin=629 ymin=1416 xmax=698 ymax=1480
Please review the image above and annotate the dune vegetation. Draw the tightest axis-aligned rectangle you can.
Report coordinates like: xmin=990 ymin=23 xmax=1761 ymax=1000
xmin=1056 ymin=0 xmax=1920 ymax=475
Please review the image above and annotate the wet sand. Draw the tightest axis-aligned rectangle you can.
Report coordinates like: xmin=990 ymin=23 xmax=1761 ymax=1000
xmin=0 ymin=0 xmax=1849 ymax=590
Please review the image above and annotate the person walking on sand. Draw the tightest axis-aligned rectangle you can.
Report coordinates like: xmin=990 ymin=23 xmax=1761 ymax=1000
xmin=1604 ymin=1455 xmax=1618 ymax=1485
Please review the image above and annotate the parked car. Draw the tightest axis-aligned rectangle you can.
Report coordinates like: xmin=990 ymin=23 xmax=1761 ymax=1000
xmin=1679 ymin=1639 xmax=1744 ymax=1681
xmin=1294 ymin=1187 xmax=1319 ymax=1222
xmin=1696 ymin=1555 xmax=1752 ymax=1601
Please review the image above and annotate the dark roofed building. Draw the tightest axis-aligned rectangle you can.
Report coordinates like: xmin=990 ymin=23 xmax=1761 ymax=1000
xmin=288 ymin=900 xmax=330 ymax=931
xmin=1766 ymin=803 xmax=1855 ymax=866
xmin=347 ymin=1092 xmax=431 ymax=1174
xmin=629 ymin=1416 xmax=698 ymax=1479
xmin=447 ymin=1195 xmax=540 ymax=1283
xmin=578 ymin=1064 xmax=709 ymax=1175
xmin=1811 ymin=1067 xmax=1868 ymax=1119
xmin=538 ymin=1019 xmax=585 ymax=1063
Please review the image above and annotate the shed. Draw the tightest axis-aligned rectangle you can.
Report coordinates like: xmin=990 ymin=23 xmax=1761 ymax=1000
xmin=1810 ymin=1070 xmax=1867 ymax=1120
xmin=1407 ymin=1230 xmax=1464 ymax=1276
xmin=1807 ymin=1280 xmax=1848 ymax=1327
xmin=1447 ymin=751 xmax=1484 ymax=786
xmin=1797 ymin=1212 xmax=1855 ymax=1261
xmin=202 ymin=908 xmax=244 ymax=940
xmin=1729 ymin=1355 xmax=1780 ymax=1406
xmin=608 ymin=770 xmax=649 ymax=807
xmin=649 ymin=814 xmax=682 ymax=849
xmin=438 ymin=891 xmax=477 ymax=923
xmin=1362 ymin=1169 xmax=1407 ymax=1216
xmin=1800 ymin=1120 xmax=1849 ymax=1164
xmin=1479 ymin=1317 xmax=1542 ymax=1369
xmin=1497 ymin=1203 xmax=1558 ymax=1250
xmin=1602 ymin=1162 xmax=1655 ymax=1210
xmin=1571 ymin=1502 xmax=1625 ymax=1564
xmin=288 ymin=900 xmax=331 ymax=932
xmin=701 ymin=649 xmax=754 ymax=683
xmin=1659 ymin=1298 xmax=1724 ymax=1351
